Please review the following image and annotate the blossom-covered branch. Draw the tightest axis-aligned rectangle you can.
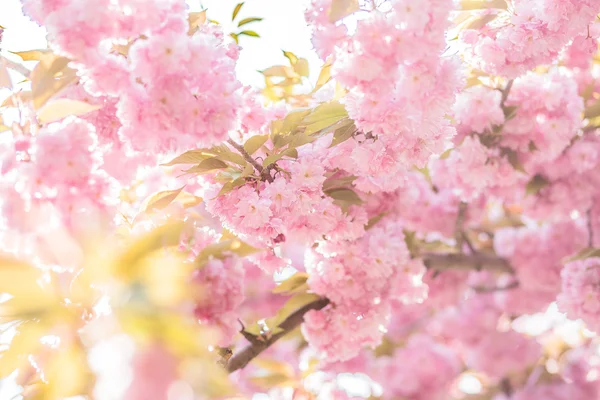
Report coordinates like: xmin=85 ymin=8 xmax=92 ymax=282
xmin=226 ymin=297 xmax=330 ymax=373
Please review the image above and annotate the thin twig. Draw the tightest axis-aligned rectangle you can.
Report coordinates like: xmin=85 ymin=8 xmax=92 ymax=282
xmin=471 ymin=280 xmax=519 ymax=293
xmin=455 ymin=202 xmax=468 ymax=252
xmin=500 ymin=79 xmax=514 ymax=107
xmin=422 ymin=252 xmax=514 ymax=274
xmin=227 ymin=138 xmax=264 ymax=173
xmin=226 ymin=298 xmax=330 ymax=373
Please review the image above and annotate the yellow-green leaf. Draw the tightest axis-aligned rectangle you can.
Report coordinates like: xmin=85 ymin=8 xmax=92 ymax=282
xmin=10 ymin=49 xmax=52 ymax=62
xmin=267 ymin=293 xmax=321 ymax=329
xmin=465 ymin=13 xmax=497 ymax=30
xmin=143 ymin=186 xmax=185 ymax=212
xmin=232 ymin=2 xmax=244 ymax=20
xmin=44 ymin=344 xmax=92 ymax=398
xmin=303 ymin=101 xmax=347 ymax=124
xmin=312 ymin=57 xmax=333 ymax=94
xmin=238 ymin=17 xmax=263 ymax=27
xmin=243 ymin=134 xmax=269 ymax=155
xmin=325 ymin=188 xmax=363 ymax=205
xmin=0 ymin=255 xmax=48 ymax=299
xmin=0 ymin=321 xmax=46 ymax=378
xmin=273 ymin=273 xmax=309 ymax=294
xmin=365 ymin=212 xmax=387 ymax=230
xmin=525 ymin=174 xmax=549 ymax=196
xmin=304 ymin=116 xmax=347 ymax=135
xmin=563 ymin=247 xmax=600 ymax=264
xmin=262 ymin=65 xmax=297 ymax=78
xmin=188 ymin=10 xmax=207 ymax=33
xmin=30 ymin=53 xmax=77 ymax=109
xmin=161 ymin=149 xmax=214 ymax=166
xmin=293 ymin=58 xmax=309 ymax=77
xmin=329 ymin=0 xmax=359 ymax=23
xmin=116 ymin=221 xmax=185 ymax=278
xmin=216 ymin=178 xmax=246 ymax=197
xmin=185 ymin=157 xmax=229 ymax=174
xmin=238 ymin=30 xmax=260 ymax=38
xmin=282 ymin=50 xmax=298 ymax=65
xmin=37 ymin=99 xmax=101 ymax=124
xmin=263 ymin=148 xmax=298 ymax=167
xmin=329 ymin=120 xmax=355 ymax=147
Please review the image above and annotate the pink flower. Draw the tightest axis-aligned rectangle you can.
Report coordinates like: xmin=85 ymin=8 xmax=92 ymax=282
xmin=465 ymin=330 xmax=541 ymax=380
xmin=375 ymin=334 xmax=460 ymax=400
xmin=558 ymin=257 xmax=600 ymax=332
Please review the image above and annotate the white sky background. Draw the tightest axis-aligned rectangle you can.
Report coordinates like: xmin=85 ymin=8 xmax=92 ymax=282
xmin=0 ymin=0 xmax=323 ymax=87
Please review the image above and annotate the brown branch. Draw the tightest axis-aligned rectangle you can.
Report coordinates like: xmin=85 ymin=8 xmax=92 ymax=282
xmin=227 ymin=297 xmax=330 ymax=373
xmin=455 ymin=202 xmax=467 ymax=252
xmin=500 ymin=79 xmax=514 ymax=107
xmin=226 ymin=138 xmax=274 ymax=182
xmin=227 ymin=138 xmax=264 ymax=173
xmin=422 ymin=252 xmax=514 ymax=274
xmin=471 ymin=280 xmax=519 ymax=293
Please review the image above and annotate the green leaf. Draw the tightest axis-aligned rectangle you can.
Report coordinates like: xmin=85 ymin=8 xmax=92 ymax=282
xmin=238 ymin=17 xmax=263 ymax=27
xmin=261 ymin=65 xmax=296 ymax=78
xmin=243 ymin=135 xmax=269 ymax=155
xmin=322 ymin=175 xmax=357 ymax=192
xmin=273 ymin=273 xmax=309 ymax=294
xmin=282 ymin=50 xmax=298 ymax=65
xmin=563 ymin=247 xmax=600 ymax=264
xmin=525 ymin=174 xmax=549 ymax=196
xmin=185 ymin=157 xmax=228 ymax=174
xmin=302 ymin=101 xmax=347 ymax=124
xmin=312 ymin=57 xmax=333 ymax=94
xmin=262 ymin=148 xmax=298 ymax=167
xmin=304 ymin=117 xmax=347 ymax=135
xmin=230 ymin=32 xmax=239 ymax=44
xmin=365 ymin=212 xmax=387 ymax=230
xmin=501 ymin=148 xmax=526 ymax=174
xmin=288 ymin=133 xmax=317 ymax=149
xmin=232 ymin=2 xmax=244 ymax=21
xmin=116 ymin=221 xmax=186 ymax=279
xmin=293 ymin=58 xmax=309 ymax=77
xmin=439 ymin=148 xmax=453 ymax=159
xmin=329 ymin=120 xmax=356 ymax=147
xmin=238 ymin=30 xmax=260 ymax=38
xmin=325 ymin=188 xmax=363 ymax=205
xmin=143 ymin=186 xmax=185 ymax=212
xmin=216 ymin=178 xmax=246 ymax=197
xmin=161 ymin=149 xmax=214 ymax=166
xmin=196 ymin=236 xmax=261 ymax=267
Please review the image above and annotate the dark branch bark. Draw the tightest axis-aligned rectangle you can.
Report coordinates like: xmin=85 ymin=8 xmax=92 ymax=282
xmin=227 ymin=298 xmax=330 ymax=373
xmin=226 ymin=253 xmax=511 ymax=373
xmin=500 ymin=79 xmax=514 ymax=107
xmin=226 ymin=138 xmax=274 ymax=182
xmin=422 ymin=252 xmax=514 ymax=274
xmin=471 ymin=280 xmax=519 ymax=293
xmin=227 ymin=138 xmax=264 ymax=173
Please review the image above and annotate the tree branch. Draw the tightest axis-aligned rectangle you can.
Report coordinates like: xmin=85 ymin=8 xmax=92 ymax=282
xmin=226 ymin=138 xmax=274 ymax=182
xmin=500 ymin=79 xmax=514 ymax=107
xmin=227 ymin=297 xmax=330 ymax=373
xmin=225 ymin=253 xmax=512 ymax=373
xmin=422 ymin=252 xmax=514 ymax=274
xmin=227 ymin=138 xmax=264 ymax=173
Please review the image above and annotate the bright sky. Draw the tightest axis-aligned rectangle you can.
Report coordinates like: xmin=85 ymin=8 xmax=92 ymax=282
xmin=0 ymin=0 xmax=323 ymax=87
